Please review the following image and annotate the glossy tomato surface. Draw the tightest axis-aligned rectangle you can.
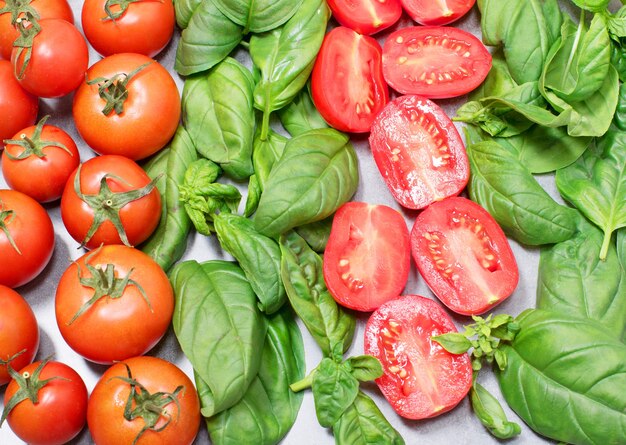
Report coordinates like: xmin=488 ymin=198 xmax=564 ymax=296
xmin=324 ymin=201 xmax=410 ymax=312
xmin=87 ymin=356 xmax=201 ymax=445
xmin=400 ymin=0 xmax=476 ymax=26
xmin=411 ymin=197 xmax=519 ymax=315
xmin=55 ymin=245 xmax=174 ymax=364
xmin=369 ymin=94 xmax=469 ymax=209
xmin=0 ymin=189 xmax=54 ymax=288
xmin=73 ymin=53 xmax=181 ymax=160
xmin=364 ymin=295 xmax=472 ymax=419
xmin=312 ymin=26 xmax=389 ymax=133
xmin=382 ymin=26 xmax=491 ymax=98
xmin=327 ymin=0 xmax=402 ymax=35
xmin=0 ymin=60 xmax=38 ymax=144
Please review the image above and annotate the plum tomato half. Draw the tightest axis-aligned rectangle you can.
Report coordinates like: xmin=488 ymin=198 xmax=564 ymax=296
xmin=368 ymin=94 xmax=469 ymax=210
xmin=327 ymin=0 xmax=402 ymax=35
xmin=364 ymin=295 xmax=472 ymax=419
xmin=0 ymin=60 xmax=38 ymax=144
xmin=411 ymin=196 xmax=519 ymax=315
xmin=400 ymin=0 xmax=476 ymax=26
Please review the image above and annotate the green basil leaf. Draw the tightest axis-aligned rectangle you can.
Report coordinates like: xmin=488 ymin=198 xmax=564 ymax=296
xmin=470 ymin=382 xmax=521 ymax=439
xmin=468 ymin=51 xmax=518 ymax=101
xmin=613 ymin=82 xmax=626 ymax=131
xmin=294 ymin=215 xmax=334 ymax=253
xmin=252 ymin=128 xmax=287 ymax=192
xmin=175 ymin=0 xmax=203 ymax=29
xmin=570 ymin=0 xmax=610 ymax=12
xmin=345 ymin=355 xmax=383 ymax=382
xmin=213 ymin=0 xmax=303 ymax=33
xmin=278 ymin=82 xmax=329 ymax=136
xmin=244 ymin=174 xmax=261 ymax=217
xmin=431 ymin=333 xmax=473 ymax=354
xmin=312 ymin=358 xmax=359 ymax=428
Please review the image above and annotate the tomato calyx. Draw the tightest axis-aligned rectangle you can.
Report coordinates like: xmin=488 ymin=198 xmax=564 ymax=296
xmin=0 ymin=0 xmax=39 ymax=25
xmin=12 ymin=12 xmax=41 ymax=79
xmin=0 ymin=349 xmax=26 ymax=368
xmin=0 ymin=200 xmax=21 ymax=254
xmin=3 ymin=115 xmax=71 ymax=160
xmin=101 ymin=0 xmax=143 ymax=21
xmin=86 ymin=61 xmax=152 ymax=116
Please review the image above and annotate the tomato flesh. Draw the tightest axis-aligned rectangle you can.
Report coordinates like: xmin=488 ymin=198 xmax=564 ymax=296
xmin=401 ymin=0 xmax=476 ymax=26
xmin=327 ymin=0 xmax=402 ymax=35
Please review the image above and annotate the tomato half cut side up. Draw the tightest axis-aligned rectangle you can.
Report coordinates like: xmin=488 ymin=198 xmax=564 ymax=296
xmin=411 ymin=197 xmax=519 ymax=315
xmin=369 ymin=94 xmax=469 ymax=210
xmin=311 ymin=26 xmax=389 ymax=133
xmin=382 ymin=26 xmax=491 ymax=98
xmin=364 ymin=295 xmax=472 ymax=419
xmin=323 ymin=202 xmax=410 ymax=312
xmin=327 ymin=0 xmax=402 ymax=35
xmin=400 ymin=0 xmax=476 ymax=26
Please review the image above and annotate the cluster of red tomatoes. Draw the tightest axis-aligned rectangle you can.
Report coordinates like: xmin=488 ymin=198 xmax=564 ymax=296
xmin=0 ymin=0 xmax=201 ymax=444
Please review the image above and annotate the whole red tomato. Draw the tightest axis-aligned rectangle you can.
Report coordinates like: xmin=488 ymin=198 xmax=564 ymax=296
xmin=0 ymin=60 xmax=37 ymax=144
xmin=88 ymin=356 xmax=201 ymax=445
xmin=0 ymin=189 xmax=54 ymax=288
xmin=2 ymin=359 xmax=88 ymax=445
xmin=81 ymin=0 xmax=175 ymax=57
xmin=60 ymin=155 xmax=162 ymax=249
xmin=0 ymin=285 xmax=39 ymax=386
xmin=2 ymin=115 xmax=80 ymax=203
xmin=55 ymin=245 xmax=174 ymax=364
xmin=72 ymin=53 xmax=181 ymax=160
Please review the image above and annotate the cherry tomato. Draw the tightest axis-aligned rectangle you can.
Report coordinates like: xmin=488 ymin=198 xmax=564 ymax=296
xmin=369 ymin=94 xmax=469 ymax=209
xmin=411 ymin=197 xmax=519 ymax=315
xmin=81 ymin=0 xmax=175 ymax=57
xmin=0 ymin=60 xmax=37 ymax=144
xmin=0 ymin=189 xmax=54 ymax=288
xmin=400 ymin=0 xmax=476 ymax=26
xmin=382 ymin=26 xmax=492 ymax=98
xmin=326 ymin=0 xmax=402 ymax=35
xmin=3 ymin=359 xmax=88 ymax=445
xmin=311 ymin=26 xmax=389 ymax=133
xmin=2 ymin=116 xmax=80 ymax=203
xmin=364 ymin=295 xmax=472 ymax=419
xmin=88 ymin=356 xmax=201 ymax=445
xmin=0 ymin=0 xmax=74 ymax=60
xmin=72 ymin=53 xmax=181 ymax=160
xmin=323 ymin=202 xmax=410 ymax=312
xmin=0 ymin=285 xmax=38 ymax=386
xmin=11 ymin=18 xmax=88 ymax=98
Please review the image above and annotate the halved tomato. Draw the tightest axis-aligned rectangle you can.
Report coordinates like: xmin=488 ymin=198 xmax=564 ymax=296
xmin=311 ymin=26 xmax=389 ymax=133
xmin=323 ymin=202 xmax=410 ymax=312
xmin=364 ymin=295 xmax=472 ymax=419
xmin=327 ymin=0 xmax=402 ymax=35
xmin=411 ymin=197 xmax=519 ymax=315
xmin=400 ymin=0 xmax=476 ymax=26
xmin=368 ymin=94 xmax=469 ymax=210
xmin=382 ymin=26 xmax=491 ymax=98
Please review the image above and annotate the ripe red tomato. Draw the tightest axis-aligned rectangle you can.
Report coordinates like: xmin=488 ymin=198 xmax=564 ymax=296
xmin=382 ymin=26 xmax=492 ymax=98
xmin=326 ymin=0 xmax=402 ymax=35
xmin=81 ymin=0 xmax=175 ymax=57
xmin=323 ymin=202 xmax=410 ymax=312
xmin=369 ymin=94 xmax=469 ymax=210
xmin=311 ymin=26 xmax=389 ymax=133
xmin=0 ymin=189 xmax=54 ymax=288
xmin=0 ymin=285 xmax=38 ymax=386
xmin=411 ymin=197 xmax=519 ymax=315
xmin=60 ymin=155 xmax=162 ymax=249
xmin=2 ymin=116 xmax=80 ymax=203
xmin=400 ymin=0 xmax=476 ymax=26
xmin=72 ymin=53 xmax=181 ymax=160
xmin=3 ymin=359 xmax=88 ymax=445
xmin=55 ymin=245 xmax=174 ymax=364
xmin=11 ymin=18 xmax=88 ymax=98
xmin=364 ymin=295 xmax=472 ymax=419
xmin=0 ymin=60 xmax=37 ymax=144
xmin=87 ymin=356 xmax=201 ymax=445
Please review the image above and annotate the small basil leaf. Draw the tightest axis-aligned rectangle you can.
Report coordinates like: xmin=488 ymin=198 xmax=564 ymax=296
xmin=345 ymin=355 xmax=383 ymax=382
xmin=431 ymin=333 xmax=473 ymax=354
xmin=312 ymin=358 xmax=359 ymax=428
xmin=470 ymin=382 xmax=521 ymax=439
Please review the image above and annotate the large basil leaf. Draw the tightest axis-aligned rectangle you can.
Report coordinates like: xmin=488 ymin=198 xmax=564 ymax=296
xmin=295 ymin=215 xmax=333 ymax=253
xmin=279 ymin=230 xmax=355 ymax=356
xmin=213 ymin=0 xmax=303 ymax=33
xmin=312 ymin=358 xmax=359 ymax=428
xmin=205 ymin=309 xmax=305 ymax=445
xmin=170 ymin=260 xmax=267 ymax=417
xmin=467 ymin=140 xmax=580 ymax=245
xmin=252 ymin=128 xmax=287 ymax=192
xmin=175 ymin=0 xmax=243 ymax=76
xmin=254 ymin=129 xmax=359 ymax=238
xmin=497 ymin=309 xmax=626 ymax=445
xmin=182 ymin=57 xmax=255 ymax=180
xmin=278 ymin=82 xmax=329 ymax=136
xmin=174 ymin=0 xmax=203 ymax=29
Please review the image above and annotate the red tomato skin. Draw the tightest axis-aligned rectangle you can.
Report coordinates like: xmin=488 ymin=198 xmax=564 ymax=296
xmin=0 ymin=189 xmax=54 ymax=288
xmin=382 ymin=26 xmax=492 ymax=99
xmin=11 ymin=18 xmax=88 ymax=98
xmin=0 ymin=285 xmax=39 ymax=385
xmin=81 ymin=0 xmax=175 ymax=57
xmin=0 ymin=60 xmax=38 ymax=144
xmin=60 ymin=155 xmax=162 ymax=249
xmin=55 ymin=245 xmax=174 ymax=364
xmin=311 ymin=26 xmax=389 ymax=133
xmin=323 ymin=202 xmax=410 ymax=312
xmin=327 ymin=0 xmax=402 ymax=35
xmin=72 ymin=53 xmax=181 ymax=160
xmin=364 ymin=295 xmax=472 ymax=419
xmin=2 ymin=123 xmax=80 ymax=202
xmin=400 ymin=0 xmax=476 ymax=26
xmin=88 ymin=356 xmax=201 ymax=445
xmin=411 ymin=197 xmax=519 ymax=315
xmin=3 ymin=360 xmax=88 ymax=445
xmin=369 ymin=94 xmax=469 ymax=210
